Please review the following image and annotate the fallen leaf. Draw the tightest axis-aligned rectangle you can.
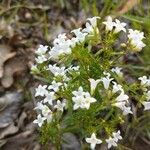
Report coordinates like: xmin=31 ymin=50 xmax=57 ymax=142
xmin=1 ymin=56 xmax=28 ymax=88
xmin=0 ymin=45 xmax=16 ymax=78
xmin=0 ymin=92 xmax=23 ymax=128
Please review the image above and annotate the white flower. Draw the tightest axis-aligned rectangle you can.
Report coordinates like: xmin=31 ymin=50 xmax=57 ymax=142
xmin=43 ymin=92 xmax=56 ymax=105
xmin=72 ymin=86 xmax=86 ymax=97
xmin=83 ymin=93 xmax=97 ymax=109
xmin=114 ymin=19 xmax=126 ymax=33
xmin=35 ymin=55 xmax=47 ymax=64
xmin=34 ymin=102 xmax=44 ymax=110
xmin=112 ymin=82 xmax=123 ymax=93
xmin=71 ymin=28 xmax=88 ymax=43
xmin=85 ymin=133 xmax=102 ymax=150
xmin=128 ymin=29 xmax=145 ymax=51
xmin=138 ymin=76 xmax=150 ymax=87
xmin=143 ymin=102 xmax=150 ymax=111
xmin=33 ymin=114 xmax=46 ymax=127
xmin=49 ymin=33 xmax=73 ymax=60
xmin=35 ymin=45 xmax=48 ymax=55
xmin=41 ymin=105 xmax=52 ymax=116
xmin=114 ymin=101 xmax=126 ymax=110
xmin=122 ymin=106 xmax=133 ymax=115
xmin=48 ymin=80 xmax=62 ymax=92
xmin=88 ymin=78 xmax=101 ymax=94
xmin=128 ymin=29 xmax=145 ymax=41
xmin=35 ymin=85 xmax=48 ymax=97
xmin=100 ymin=74 xmax=113 ymax=90
xmin=116 ymin=92 xmax=129 ymax=102
xmin=72 ymin=96 xmax=85 ymax=110
xmin=54 ymin=100 xmax=66 ymax=112
xmin=103 ymin=16 xmax=114 ymax=31
xmin=87 ymin=16 xmax=100 ymax=27
xmin=112 ymin=130 xmax=122 ymax=142
xmin=111 ymin=67 xmax=123 ymax=77
xmin=82 ymin=22 xmax=95 ymax=34
xmin=48 ymin=64 xmax=66 ymax=77
xmin=106 ymin=137 xmax=117 ymax=149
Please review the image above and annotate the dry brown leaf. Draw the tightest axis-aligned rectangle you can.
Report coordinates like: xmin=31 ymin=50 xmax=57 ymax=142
xmin=1 ymin=56 xmax=28 ymax=88
xmin=0 ymin=45 xmax=16 ymax=78
xmin=0 ymin=92 xmax=23 ymax=128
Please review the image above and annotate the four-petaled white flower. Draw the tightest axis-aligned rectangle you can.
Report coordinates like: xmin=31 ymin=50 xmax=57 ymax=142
xmin=34 ymin=102 xmax=44 ymax=110
xmin=72 ymin=96 xmax=85 ymax=110
xmin=71 ymin=28 xmax=88 ymax=43
xmin=100 ymin=73 xmax=113 ymax=90
xmin=35 ymin=55 xmax=47 ymax=64
xmin=48 ymin=64 xmax=66 ymax=77
xmin=35 ymin=44 xmax=48 ymax=55
xmin=116 ymin=92 xmax=129 ymax=102
xmin=138 ymin=76 xmax=150 ymax=87
xmin=113 ymin=130 xmax=122 ymax=142
xmin=72 ymin=86 xmax=86 ymax=97
xmin=122 ymin=106 xmax=133 ymax=115
xmin=87 ymin=16 xmax=100 ymax=27
xmin=128 ymin=29 xmax=145 ymax=51
xmin=41 ymin=105 xmax=52 ymax=117
xmin=103 ymin=16 xmax=114 ymax=31
xmin=43 ymin=92 xmax=56 ymax=105
xmin=106 ymin=137 xmax=117 ymax=149
xmin=112 ymin=82 xmax=123 ymax=93
xmin=33 ymin=114 xmax=46 ymax=127
xmin=83 ymin=93 xmax=97 ymax=109
xmin=143 ymin=102 xmax=150 ymax=111
xmin=111 ymin=67 xmax=123 ymax=77
xmin=114 ymin=19 xmax=126 ymax=33
xmin=54 ymin=100 xmax=66 ymax=112
xmin=35 ymin=85 xmax=48 ymax=97
xmin=48 ymin=80 xmax=62 ymax=92
xmin=88 ymin=78 xmax=101 ymax=95
xmin=85 ymin=133 xmax=102 ymax=150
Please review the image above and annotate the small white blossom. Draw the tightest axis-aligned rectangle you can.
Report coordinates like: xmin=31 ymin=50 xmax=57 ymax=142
xmin=72 ymin=86 xmax=86 ymax=97
xmin=48 ymin=64 xmax=66 ymax=77
xmin=128 ymin=29 xmax=145 ymax=51
xmin=111 ymin=67 xmax=123 ymax=77
xmin=35 ymin=55 xmax=47 ymax=64
xmin=71 ymin=28 xmax=88 ymax=43
xmin=103 ymin=16 xmax=114 ymax=31
xmin=34 ymin=102 xmax=44 ymax=110
xmin=122 ymin=106 xmax=133 ymax=115
xmin=43 ymin=92 xmax=56 ymax=105
xmin=114 ymin=19 xmax=126 ymax=33
xmin=116 ymin=92 xmax=129 ymax=102
xmin=54 ymin=100 xmax=66 ymax=112
xmin=87 ymin=16 xmax=100 ymax=27
xmin=85 ymin=133 xmax=102 ymax=150
xmin=41 ymin=105 xmax=52 ymax=116
xmin=143 ymin=102 xmax=150 ymax=111
xmin=72 ymin=96 xmax=85 ymax=110
xmin=48 ymin=80 xmax=62 ymax=92
xmin=35 ymin=45 xmax=48 ymax=55
xmin=88 ymin=78 xmax=101 ymax=94
xmin=114 ymin=101 xmax=126 ymax=110
xmin=35 ymin=85 xmax=48 ymax=97
xmin=106 ymin=137 xmax=117 ymax=149
xmin=112 ymin=82 xmax=123 ymax=93
xmin=100 ymin=74 xmax=113 ymax=90
xmin=138 ymin=76 xmax=150 ymax=87
xmin=112 ymin=130 xmax=122 ymax=142
xmin=33 ymin=114 xmax=46 ymax=127
xmin=83 ymin=93 xmax=97 ymax=109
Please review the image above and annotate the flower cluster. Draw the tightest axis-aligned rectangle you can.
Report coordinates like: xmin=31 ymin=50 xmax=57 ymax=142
xmin=32 ymin=16 xmax=148 ymax=149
